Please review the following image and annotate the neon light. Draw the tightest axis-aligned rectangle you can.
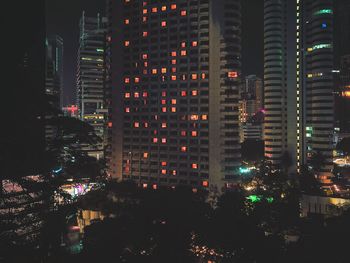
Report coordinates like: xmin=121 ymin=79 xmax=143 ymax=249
xmin=314 ymin=9 xmax=332 ymax=16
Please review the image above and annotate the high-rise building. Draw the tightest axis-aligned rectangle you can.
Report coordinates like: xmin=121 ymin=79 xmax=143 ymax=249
xmin=296 ymin=0 xmax=335 ymax=175
xmin=111 ymin=0 xmax=242 ymax=189
xmin=77 ymin=12 xmax=107 ymax=159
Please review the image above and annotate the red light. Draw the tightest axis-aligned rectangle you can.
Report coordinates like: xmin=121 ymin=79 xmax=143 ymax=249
xmin=228 ymin=71 xmax=238 ymax=78
xmin=108 ymin=122 xmax=112 ymax=128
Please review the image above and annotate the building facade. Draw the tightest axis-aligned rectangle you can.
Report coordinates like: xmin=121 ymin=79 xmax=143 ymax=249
xmin=111 ymin=0 xmax=242 ymax=189
xmin=77 ymin=12 xmax=108 ymax=159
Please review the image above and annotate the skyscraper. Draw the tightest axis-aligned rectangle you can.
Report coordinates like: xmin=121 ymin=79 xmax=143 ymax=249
xmin=77 ymin=12 xmax=107 ymax=159
xmin=111 ymin=0 xmax=242 ymax=190
xmin=296 ymin=0 xmax=335 ymax=176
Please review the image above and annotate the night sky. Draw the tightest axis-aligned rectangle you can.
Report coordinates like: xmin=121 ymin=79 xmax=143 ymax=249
xmin=46 ymin=0 xmax=263 ymax=106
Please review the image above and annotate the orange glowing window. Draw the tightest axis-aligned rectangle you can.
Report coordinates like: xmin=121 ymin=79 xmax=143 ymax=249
xmin=134 ymin=92 xmax=140 ymax=98
xmin=181 ymin=50 xmax=187 ymax=56
xmin=144 ymin=62 xmax=148 ymax=67
xmin=162 ymin=91 xmax=167 ymax=97
xmin=135 ymin=77 xmax=140 ymax=83
xmin=190 ymin=115 xmax=199 ymax=121
xmin=125 ymin=0 xmax=130 ymax=2
xmin=181 ymin=146 xmax=187 ymax=152
xmin=181 ymin=91 xmax=187 ymax=97
xmin=134 ymin=122 xmax=140 ymax=128
xmin=192 ymin=163 xmax=198 ymax=169
xmin=143 ymin=183 xmax=148 ymax=189
xmin=142 ymin=92 xmax=148 ymax=97
xmin=181 ymin=10 xmax=187 ymax=16
xmin=161 ymin=68 xmax=167 ymax=73
xmin=161 ymin=169 xmax=167 ymax=175
xmin=125 ymin=107 xmax=130 ymax=112
xmin=202 ymin=181 xmax=209 ymax=187
xmin=143 ymin=16 xmax=147 ymax=22
xmin=162 ymin=107 xmax=167 ymax=113
xmin=192 ymin=90 xmax=198 ymax=96
xmin=161 ymin=138 xmax=167 ymax=143
xmin=171 ymin=51 xmax=177 ymax=57
xmin=202 ymin=115 xmax=208 ymax=120
xmin=171 ymin=4 xmax=177 ymax=9
xmin=143 ymin=31 xmax=148 ymax=37
xmin=153 ymin=184 xmax=158 ymax=190
xmin=153 ymin=138 xmax=158 ymax=143
xmin=171 ymin=59 xmax=177 ymax=65
xmin=152 ymin=7 xmax=158 ymax=13
xmin=108 ymin=122 xmax=113 ymax=128
xmin=161 ymin=161 xmax=167 ymax=166
xmin=124 ymin=40 xmax=130 ymax=46
xmin=142 ymin=54 xmax=148 ymax=59
xmin=161 ymin=6 xmax=167 ymax=11
xmin=171 ymin=107 xmax=176 ymax=112
xmin=191 ymin=73 xmax=197 ymax=80
xmin=228 ymin=71 xmax=238 ymax=78
xmin=161 ymin=99 xmax=166 ymax=105
xmin=125 ymin=92 xmax=130 ymax=98
xmin=181 ymin=130 xmax=187 ymax=136
xmin=161 ymin=21 xmax=167 ymax=27
xmin=192 ymin=131 xmax=198 ymax=137
xmin=124 ymin=77 xmax=130 ymax=83
xmin=125 ymin=19 xmax=130 ymax=25
xmin=171 ymin=75 xmax=177 ymax=81
xmin=143 ymin=9 xmax=148 ymax=14
xmin=162 ymin=122 xmax=167 ymax=128
xmin=143 ymin=152 xmax=149 ymax=158
xmin=144 ymin=122 xmax=149 ymax=128
xmin=171 ymin=99 xmax=177 ymax=105
xmin=192 ymin=41 xmax=198 ymax=47
xmin=152 ymin=69 xmax=158 ymax=74
xmin=181 ymin=42 xmax=186 ymax=48
xmin=172 ymin=170 xmax=177 ymax=176
xmin=201 ymin=73 xmax=206 ymax=79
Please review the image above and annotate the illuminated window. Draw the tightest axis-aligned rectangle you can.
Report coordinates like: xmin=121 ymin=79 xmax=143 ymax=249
xmin=144 ymin=62 xmax=148 ymax=67
xmin=125 ymin=92 xmax=130 ymax=98
xmin=144 ymin=122 xmax=149 ymax=128
xmin=161 ymin=99 xmax=166 ymax=105
xmin=152 ymin=69 xmax=158 ymax=74
xmin=181 ymin=130 xmax=186 ymax=136
xmin=161 ymin=138 xmax=167 ymax=143
xmin=153 ymin=184 xmax=157 ymax=190
xmin=125 ymin=107 xmax=130 ymax=112
xmin=171 ymin=99 xmax=177 ymax=105
xmin=142 ymin=1 xmax=146 ymax=6
xmin=143 ymin=69 xmax=148 ymax=74
xmin=181 ymin=146 xmax=187 ymax=152
xmin=191 ymin=131 xmax=198 ymax=137
xmin=181 ymin=10 xmax=187 ymax=16
xmin=201 ymin=73 xmax=206 ymax=79
xmin=181 ymin=50 xmax=187 ymax=56
xmin=171 ymin=107 xmax=176 ymax=112
xmin=134 ymin=92 xmax=140 ymax=98
xmin=171 ymin=59 xmax=177 ymax=65
xmin=108 ymin=122 xmax=112 ymax=128
xmin=171 ymin=75 xmax=177 ymax=81
xmin=172 ymin=170 xmax=177 ymax=176
xmin=134 ymin=122 xmax=140 ymax=128
xmin=152 ymin=7 xmax=158 ymax=13
xmin=161 ymin=21 xmax=167 ymax=27
xmin=192 ymin=41 xmax=198 ymax=47
xmin=124 ymin=77 xmax=130 ymax=83
xmin=228 ymin=71 xmax=238 ymax=78
xmin=192 ymin=163 xmax=198 ymax=169
xmin=202 ymin=181 xmax=209 ymax=187
xmin=142 ymin=54 xmax=148 ymax=59
xmin=153 ymin=138 xmax=158 ymax=143
xmin=171 ymin=51 xmax=177 ymax=57
xmin=181 ymin=91 xmax=187 ymax=96
xmin=143 ymin=183 xmax=147 ymax=189
xmin=143 ymin=9 xmax=148 ymax=14
xmin=171 ymin=4 xmax=177 ymax=9
xmin=181 ymin=42 xmax=186 ymax=48
xmin=124 ymin=40 xmax=130 ymax=46
xmin=190 ymin=115 xmax=199 ymax=121
xmin=162 ymin=91 xmax=166 ymax=97
xmin=192 ymin=90 xmax=198 ymax=96
xmin=143 ymin=152 xmax=149 ymax=158
xmin=162 ymin=107 xmax=167 ymax=113
xmin=143 ymin=16 xmax=147 ymax=22
xmin=161 ymin=68 xmax=167 ymax=74
xmin=124 ymin=19 xmax=130 ymax=25
xmin=142 ymin=92 xmax=148 ymax=97
xmin=161 ymin=6 xmax=167 ymax=11
xmin=191 ymin=73 xmax=197 ymax=80
xmin=135 ymin=77 xmax=140 ymax=83
xmin=143 ymin=31 xmax=148 ymax=37
xmin=162 ymin=122 xmax=167 ymax=128
xmin=202 ymin=115 xmax=208 ymax=120
xmin=171 ymin=67 xmax=176 ymax=73
xmin=161 ymin=169 xmax=167 ymax=175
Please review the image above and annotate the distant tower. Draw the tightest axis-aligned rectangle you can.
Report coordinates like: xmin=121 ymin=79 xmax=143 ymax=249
xmin=77 ymin=12 xmax=107 ymax=159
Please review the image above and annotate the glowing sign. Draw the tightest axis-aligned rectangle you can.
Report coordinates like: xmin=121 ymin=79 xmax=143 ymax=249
xmin=314 ymin=9 xmax=332 ymax=16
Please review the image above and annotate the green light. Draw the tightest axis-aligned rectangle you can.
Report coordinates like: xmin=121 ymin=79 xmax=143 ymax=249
xmin=266 ymin=197 xmax=274 ymax=203
xmin=312 ymin=44 xmax=331 ymax=50
xmin=247 ymin=195 xmax=262 ymax=203
xmin=239 ymin=167 xmax=251 ymax=174
xmin=314 ymin=9 xmax=333 ymax=16
xmin=96 ymin=48 xmax=104 ymax=52
xmin=306 ymin=127 xmax=313 ymax=131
